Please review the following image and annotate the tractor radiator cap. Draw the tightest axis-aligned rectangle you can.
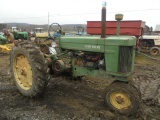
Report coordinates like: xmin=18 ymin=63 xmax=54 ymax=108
xmin=115 ymin=14 xmax=123 ymax=21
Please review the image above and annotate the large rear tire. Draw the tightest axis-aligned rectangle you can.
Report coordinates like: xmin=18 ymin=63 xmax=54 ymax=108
xmin=104 ymin=82 xmax=140 ymax=115
xmin=10 ymin=41 xmax=50 ymax=98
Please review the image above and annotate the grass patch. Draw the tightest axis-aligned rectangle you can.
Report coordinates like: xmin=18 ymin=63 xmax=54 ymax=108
xmin=135 ymin=53 xmax=159 ymax=65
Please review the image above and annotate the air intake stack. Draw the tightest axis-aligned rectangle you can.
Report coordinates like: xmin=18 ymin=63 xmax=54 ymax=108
xmin=115 ymin=14 xmax=123 ymax=36
xmin=101 ymin=1 xmax=106 ymax=38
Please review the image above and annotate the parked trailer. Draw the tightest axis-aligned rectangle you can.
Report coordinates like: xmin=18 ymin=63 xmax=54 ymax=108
xmin=87 ymin=20 xmax=160 ymax=55
xmin=87 ymin=20 xmax=145 ymax=45
xmin=87 ymin=20 xmax=145 ymax=37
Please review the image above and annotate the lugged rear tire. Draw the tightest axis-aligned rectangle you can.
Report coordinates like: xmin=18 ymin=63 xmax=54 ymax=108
xmin=10 ymin=41 xmax=50 ymax=98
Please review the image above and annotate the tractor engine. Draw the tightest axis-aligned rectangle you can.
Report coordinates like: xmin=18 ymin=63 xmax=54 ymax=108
xmin=51 ymin=51 xmax=105 ymax=75
xmin=73 ymin=52 xmax=105 ymax=70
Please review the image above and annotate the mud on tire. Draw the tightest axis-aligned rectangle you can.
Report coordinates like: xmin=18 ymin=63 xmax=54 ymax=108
xmin=10 ymin=41 xmax=50 ymax=98
xmin=104 ymin=82 xmax=140 ymax=115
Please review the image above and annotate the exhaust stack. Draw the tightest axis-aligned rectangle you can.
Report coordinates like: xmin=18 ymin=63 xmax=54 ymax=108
xmin=101 ymin=1 xmax=106 ymax=38
xmin=115 ymin=14 xmax=123 ymax=36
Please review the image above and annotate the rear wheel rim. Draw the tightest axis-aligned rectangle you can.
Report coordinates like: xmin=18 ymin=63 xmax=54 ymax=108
xmin=14 ymin=54 xmax=33 ymax=90
xmin=110 ymin=92 xmax=131 ymax=110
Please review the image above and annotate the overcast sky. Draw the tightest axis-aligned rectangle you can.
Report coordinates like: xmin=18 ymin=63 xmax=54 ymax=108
xmin=0 ymin=0 xmax=160 ymax=29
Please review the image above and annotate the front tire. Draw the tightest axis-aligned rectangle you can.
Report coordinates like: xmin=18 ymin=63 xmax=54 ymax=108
xmin=104 ymin=82 xmax=140 ymax=115
xmin=10 ymin=41 xmax=50 ymax=98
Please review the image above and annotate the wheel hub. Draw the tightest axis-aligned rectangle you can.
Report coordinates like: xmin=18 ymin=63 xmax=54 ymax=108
xmin=21 ymin=68 xmax=27 ymax=76
xmin=150 ymin=48 xmax=159 ymax=55
xmin=153 ymin=50 xmax=158 ymax=54
xmin=110 ymin=92 xmax=131 ymax=110
xmin=116 ymin=96 xmax=125 ymax=104
xmin=14 ymin=54 xmax=33 ymax=90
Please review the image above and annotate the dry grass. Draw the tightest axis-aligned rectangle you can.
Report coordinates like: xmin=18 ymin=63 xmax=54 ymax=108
xmin=135 ymin=53 xmax=160 ymax=65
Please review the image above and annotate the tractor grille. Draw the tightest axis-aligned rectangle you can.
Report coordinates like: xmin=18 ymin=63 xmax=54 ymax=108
xmin=118 ymin=46 xmax=133 ymax=73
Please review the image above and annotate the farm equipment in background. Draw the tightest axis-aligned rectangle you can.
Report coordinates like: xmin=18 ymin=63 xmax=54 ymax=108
xmin=87 ymin=19 xmax=160 ymax=56
xmin=0 ymin=33 xmax=13 ymax=54
xmin=34 ymin=24 xmax=63 ymax=42
xmin=11 ymin=27 xmax=28 ymax=40
xmin=3 ymin=27 xmax=28 ymax=42
xmin=10 ymin=4 xmax=140 ymax=115
xmin=34 ymin=27 xmax=51 ymax=47
xmin=34 ymin=28 xmax=48 ymax=40
xmin=139 ymin=35 xmax=160 ymax=55
xmin=0 ymin=26 xmax=28 ymax=54
xmin=33 ymin=25 xmax=63 ymax=54
xmin=87 ymin=19 xmax=145 ymax=51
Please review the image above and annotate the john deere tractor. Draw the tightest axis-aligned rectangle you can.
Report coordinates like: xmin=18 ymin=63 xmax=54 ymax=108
xmin=12 ymin=27 xmax=28 ymax=40
xmin=3 ymin=27 xmax=28 ymax=42
xmin=10 ymin=5 xmax=140 ymax=115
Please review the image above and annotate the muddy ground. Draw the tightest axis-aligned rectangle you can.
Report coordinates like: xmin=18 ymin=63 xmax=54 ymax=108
xmin=0 ymin=53 xmax=160 ymax=120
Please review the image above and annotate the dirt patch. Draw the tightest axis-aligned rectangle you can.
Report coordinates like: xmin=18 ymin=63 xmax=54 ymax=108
xmin=0 ymin=53 xmax=160 ymax=120
xmin=132 ymin=55 xmax=160 ymax=120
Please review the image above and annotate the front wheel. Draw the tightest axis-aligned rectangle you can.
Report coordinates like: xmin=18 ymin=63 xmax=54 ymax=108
xmin=104 ymin=82 xmax=140 ymax=115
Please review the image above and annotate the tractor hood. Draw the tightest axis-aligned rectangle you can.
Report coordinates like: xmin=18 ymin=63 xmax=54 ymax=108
xmin=59 ymin=35 xmax=136 ymax=75
xmin=14 ymin=32 xmax=28 ymax=40
xmin=17 ymin=32 xmax=28 ymax=35
xmin=59 ymin=36 xmax=136 ymax=53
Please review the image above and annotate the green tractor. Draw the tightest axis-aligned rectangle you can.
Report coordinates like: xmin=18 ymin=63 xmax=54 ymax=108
xmin=11 ymin=27 xmax=28 ymax=40
xmin=3 ymin=27 xmax=28 ymax=42
xmin=0 ymin=33 xmax=7 ymax=44
xmin=10 ymin=5 xmax=140 ymax=115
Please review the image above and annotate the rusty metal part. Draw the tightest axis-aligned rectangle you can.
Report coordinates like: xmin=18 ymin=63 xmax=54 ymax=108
xmin=45 ymin=58 xmax=52 ymax=66
xmin=74 ymin=58 xmax=86 ymax=67
xmin=40 ymin=46 xmax=50 ymax=54
xmin=35 ymin=39 xmax=53 ymax=54
xmin=53 ymin=60 xmax=65 ymax=73
xmin=13 ymin=54 xmax=33 ymax=90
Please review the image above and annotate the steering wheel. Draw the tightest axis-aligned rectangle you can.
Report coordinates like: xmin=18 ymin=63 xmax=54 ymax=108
xmin=48 ymin=23 xmax=62 ymax=39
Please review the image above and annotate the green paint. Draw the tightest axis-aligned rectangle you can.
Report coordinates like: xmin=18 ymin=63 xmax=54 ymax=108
xmin=14 ymin=32 xmax=28 ymax=40
xmin=57 ymin=35 xmax=136 ymax=82
xmin=0 ymin=34 xmax=7 ymax=44
xmin=72 ymin=65 xmax=131 ymax=82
